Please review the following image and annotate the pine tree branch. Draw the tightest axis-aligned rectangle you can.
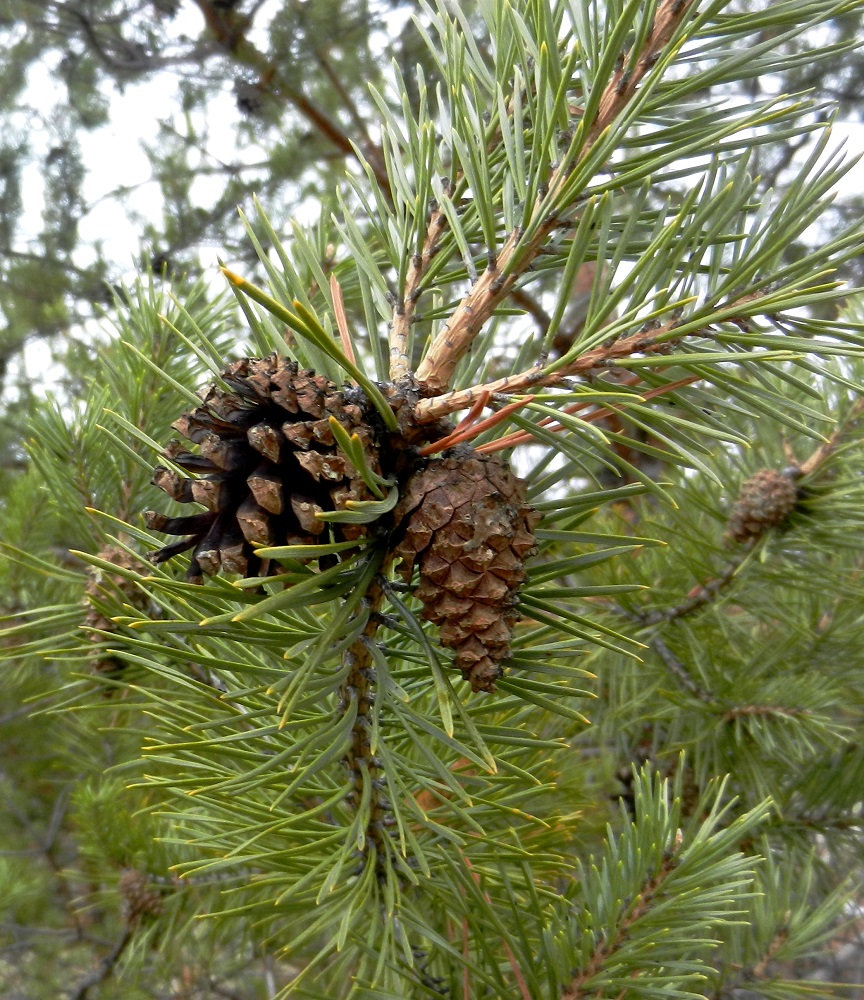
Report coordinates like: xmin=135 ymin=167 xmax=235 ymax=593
xmin=2 ymin=248 xmax=108 ymax=289
xmin=69 ymin=926 xmax=133 ymax=1000
xmin=561 ymin=847 xmax=680 ymax=999
xmin=650 ymin=634 xmax=714 ymax=703
xmin=314 ymin=45 xmax=377 ymax=155
xmin=600 ymin=399 xmax=864 ymax=705
xmin=475 ymin=374 xmax=699 ymax=454
xmin=722 ymin=704 xmax=810 ymax=723
xmin=414 ymin=0 xmax=695 ymax=395
xmin=628 ymin=401 xmax=864 ymax=626
xmin=190 ymin=0 xmax=392 ymax=197
xmin=341 ymin=573 xmax=396 ymax=873
xmin=389 ymin=68 xmax=572 ymax=382
xmin=640 ymin=559 xmax=745 ymax=627
xmin=3 ymin=788 xmax=93 ymax=942
xmin=413 ymin=303 xmax=733 ymax=422
xmin=32 ymin=0 xmax=198 ymax=72
xmin=510 ymin=287 xmax=553 ymax=339
xmin=600 ymin=557 xmax=747 ymax=703
xmin=795 ymin=396 xmax=864 ymax=476
xmin=715 ymin=928 xmax=800 ymax=999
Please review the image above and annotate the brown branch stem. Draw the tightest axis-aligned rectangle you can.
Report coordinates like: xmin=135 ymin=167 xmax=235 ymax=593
xmin=796 ymin=396 xmax=864 ymax=477
xmin=605 ymin=557 xmax=749 ymax=703
xmin=640 ymin=558 xmax=745 ymax=627
xmin=723 ymin=704 xmax=809 ymax=722
xmin=475 ymin=374 xmax=700 ymax=454
xmin=69 ymin=926 xmax=134 ymax=1000
xmin=651 ymin=635 xmax=714 ymax=703
xmin=413 ymin=222 xmax=553 ymax=394
xmin=315 ymin=46 xmax=376 ymax=152
xmin=190 ymin=0 xmax=391 ymax=197
xmin=339 ymin=573 xmax=395 ymax=873
xmin=414 ymin=315 xmax=693 ymax=423
xmin=510 ymin=287 xmax=553 ymax=335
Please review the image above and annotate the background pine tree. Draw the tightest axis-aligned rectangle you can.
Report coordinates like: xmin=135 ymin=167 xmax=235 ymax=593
xmin=3 ymin=1 xmax=864 ymax=997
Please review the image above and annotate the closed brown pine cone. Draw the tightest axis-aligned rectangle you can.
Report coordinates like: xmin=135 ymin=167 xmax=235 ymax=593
xmin=118 ymin=868 xmax=164 ymax=918
xmin=393 ymin=448 xmax=539 ymax=692
xmin=726 ymin=468 xmax=799 ymax=545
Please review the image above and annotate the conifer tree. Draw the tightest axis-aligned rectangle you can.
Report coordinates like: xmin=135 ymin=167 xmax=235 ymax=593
xmin=3 ymin=1 xmax=864 ymax=997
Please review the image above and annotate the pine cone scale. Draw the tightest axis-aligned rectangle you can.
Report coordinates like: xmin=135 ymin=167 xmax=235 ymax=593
xmin=247 ymin=468 xmax=284 ymax=514
xmin=247 ymin=422 xmax=285 ymax=463
xmin=191 ymin=476 xmax=230 ymax=511
xmin=152 ymin=466 xmax=194 ymax=502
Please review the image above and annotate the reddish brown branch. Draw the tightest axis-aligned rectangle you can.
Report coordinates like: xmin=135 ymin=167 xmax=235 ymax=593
xmin=190 ymin=0 xmax=391 ymax=197
xmin=476 ymin=375 xmax=700 ymax=454
xmin=419 ymin=394 xmax=535 ymax=455
xmin=582 ymin=0 xmax=695 ymax=151
xmin=415 ymin=314 xmax=696 ymax=423
xmin=640 ymin=557 xmax=744 ymax=628
xmin=510 ymin=287 xmax=553 ymax=335
xmin=315 ymin=45 xmax=377 ymax=153
xmin=796 ymin=396 xmax=864 ymax=476
xmin=413 ymin=222 xmax=552 ymax=394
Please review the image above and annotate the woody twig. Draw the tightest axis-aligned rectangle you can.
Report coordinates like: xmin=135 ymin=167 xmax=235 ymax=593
xmin=795 ymin=396 xmax=864 ymax=477
xmin=191 ymin=0 xmax=392 ymax=197
xmin=389 ymin=202 xmax=449 ymax=382
xmin=476 ymin=375 xmax=700 ymax=454
xmin=561 ymin=846 xmax=680 ymax=1000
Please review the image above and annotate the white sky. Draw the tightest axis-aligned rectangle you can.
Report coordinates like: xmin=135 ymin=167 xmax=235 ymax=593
xmin=20 ymin=1 xmax=412 ymax=273
xmin=23 ymin=3 xmax=254 ymax=274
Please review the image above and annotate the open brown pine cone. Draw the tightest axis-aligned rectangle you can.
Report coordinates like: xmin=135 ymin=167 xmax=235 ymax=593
xmin=146 ymin=355 xmax=384 ymax=583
